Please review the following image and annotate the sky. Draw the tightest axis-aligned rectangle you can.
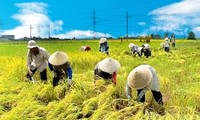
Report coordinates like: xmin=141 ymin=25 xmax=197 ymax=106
xmin=0 ymin=0 xmax=200 ymax=39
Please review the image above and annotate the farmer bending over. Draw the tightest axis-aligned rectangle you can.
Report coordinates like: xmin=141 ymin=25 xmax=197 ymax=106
xmin=141 ymin=44 xmax=151 ymax=58
xmin=49 ymin=51 xmax=73 ymax=87
xmin=128 ymin=43 xmax=143 ymax=57
xmin=125 ymin=65 xmax=163 ymax=105
xmin=80 ymin=46 xmax=91 ymax=51
xmin=26 ymin=40 xmax=52 ymax=82
xmin=94 ymin=58 xmax=120 ymax=85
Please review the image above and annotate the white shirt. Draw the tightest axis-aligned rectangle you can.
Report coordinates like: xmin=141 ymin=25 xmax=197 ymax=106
xmin=125 ymin=65 xmax=160 ymax=99
xmin=164 ymin=41 xmax=170 ymax=47
xmin=144 ymin=65 xmax=160 ymax=91
xmin=131 ymin=45 xmax=139 ymax=52
xmin=27 ymin=47 xmax=50 ymax=72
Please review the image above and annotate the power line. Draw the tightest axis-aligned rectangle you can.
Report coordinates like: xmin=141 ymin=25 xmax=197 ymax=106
xmin=126 ymin=11 xmax=132 ymax=40
xmin=38 ymin=25 xmax=40 ymax=38
xmin=0 ymin=20 xmax=2 ymax=36
xmin=48 ymin=25 xmax=51 ymax=38
xmin=92 ymin=9 xmax=96 ymax=39
xmin=30 ymin=25 xmax=33 ymax=39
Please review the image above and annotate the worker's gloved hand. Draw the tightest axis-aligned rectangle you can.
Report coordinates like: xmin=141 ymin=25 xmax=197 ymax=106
xmin=68 ymin=79 xmax=72 ymax=85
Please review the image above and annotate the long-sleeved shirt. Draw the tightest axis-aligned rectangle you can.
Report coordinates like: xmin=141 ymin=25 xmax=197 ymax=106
xmin=99 ymin=42 xmax=109 ymax=52
xmin=164 ymin=41 xmax=170 ymax=47
xmin=27 ymin=47 xmax=50 ymax=72
xmin=126 ymin=65 xmax=160 ymax=99
xmin=130 ymin=45 xmax=139 ymax=52
xmin=52 ymin=62 xmax=73 ymax=80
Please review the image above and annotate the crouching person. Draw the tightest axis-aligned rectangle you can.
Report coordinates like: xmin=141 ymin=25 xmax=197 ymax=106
xmin=94 ymin=58 xmax=120 ymax=85
xmin=80 ymin=46 xmax=91 ymax=51
xmin=141 ymin=44 xmax=151 ymax=58
xmin=125 ymin=65 xmax=163 ymax=105
xmin=128 ymin=43 xmax=143 ymax=57
xmin=49 ymin=51 xmax=73 ymax=87
xmin=26 ymin=40 xmax=52 ymax=82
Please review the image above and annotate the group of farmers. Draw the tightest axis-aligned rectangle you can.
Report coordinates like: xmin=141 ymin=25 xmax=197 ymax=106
xmin=26 ymin=38 xmax=164 ymax=107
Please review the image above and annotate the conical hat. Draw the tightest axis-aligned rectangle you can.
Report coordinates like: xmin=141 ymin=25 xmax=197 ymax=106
xmin=99 ymin=38 xmax=107 ymax=44
xmin=98 ymin=58 xmax=120 ymax=74
xmin=128 ymin=43 xmax=135 ymax=48
xmin=49 ymin=51 xmax=69 ymax=66
xmin=127 ymin=65 xmax=152 ymax=89
xmin=80 ymin=46 xmax=86 ymax=51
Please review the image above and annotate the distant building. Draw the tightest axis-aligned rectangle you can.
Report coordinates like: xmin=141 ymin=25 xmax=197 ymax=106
xmin=0 ymin=35 xmax=15 ymax=40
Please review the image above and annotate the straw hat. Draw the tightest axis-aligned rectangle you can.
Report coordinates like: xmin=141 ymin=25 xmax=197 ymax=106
xmin=49 ymin=51 xmax=69 ymax=66
xmin=27 ymin=40 xmax=38 ymax=49
xmin=99 ymin=38 xmax=107 ymax=44
xmin=127 ymin=65 xmax=152 ymax=89
xmin=98 ymin=58 xmax=120 ymax=74
xmin=128 ymin=43 xmax=135 ymax=48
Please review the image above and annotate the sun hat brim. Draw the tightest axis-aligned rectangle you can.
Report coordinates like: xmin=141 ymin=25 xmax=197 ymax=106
xmin=99 ymin=38 xmax=107 ymax=44
xmin=27 ymin=45 xmax=38 ymax=49
xmin=27 ymin=40 xmax=38 ymax=49
xmin=49 ymin=51 xmax=69 ymax=66
xmin=127 ymin=65 xmax=152 ymax=89
xmin=98 ymin=58 xmax=120 ymax=74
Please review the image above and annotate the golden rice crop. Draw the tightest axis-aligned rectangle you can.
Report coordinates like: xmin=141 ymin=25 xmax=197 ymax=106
xmin=0 ymin=39 xmax=199 ymax=119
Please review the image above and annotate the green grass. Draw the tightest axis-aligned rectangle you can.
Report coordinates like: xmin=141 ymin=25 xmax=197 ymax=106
xmin=0 ymin=39 xmax=199 ymax=119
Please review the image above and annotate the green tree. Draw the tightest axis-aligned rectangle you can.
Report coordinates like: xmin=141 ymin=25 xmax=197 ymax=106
xmin=164 ymin=32 xmax=169 ymax=38
xmin=150 ymin=34 xmax=154 ymax=39
xmin=187 ymin=31 xmax=197 ymax=40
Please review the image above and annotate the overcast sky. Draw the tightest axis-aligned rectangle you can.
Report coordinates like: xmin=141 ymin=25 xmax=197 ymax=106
xmin=0 ymin=0 xmax=200 ymax=39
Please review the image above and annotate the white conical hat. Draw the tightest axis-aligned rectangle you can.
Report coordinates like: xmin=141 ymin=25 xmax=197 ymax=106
xmin=128 ymin=43 xmax=135 ymax=48
xmin=49 ymin=51 xmax=69 ymax=66
xmin=99 ymin=38 xmax=107 ymax=44
xmin=27 ymin=40 xmax=38 ymax=49
xmin=127 ymin=65 xmax=152 ymax=89
xmin=80 ymin=46 xmax=86 ymax=51
xmin=98 ymin=58 xmax=120 ymax=74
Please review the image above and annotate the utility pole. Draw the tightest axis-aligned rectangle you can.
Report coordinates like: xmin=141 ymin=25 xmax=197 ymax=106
xmin=30 ymin=25 xmax=33 ymax=39
xmin=0 ymin=21 xmax=1 ymax=37
xmin=38 ymin=25 xmax=40 ymax=38
xmin=0 ymin=20 xmax=3 ymax=37
xmin=48 ymin=25 xmax=51 ymax=38
xmin=92 ymin=9 xmax=96 ymax=40
xmin=126 ymin=12 xmax=131 ymax=41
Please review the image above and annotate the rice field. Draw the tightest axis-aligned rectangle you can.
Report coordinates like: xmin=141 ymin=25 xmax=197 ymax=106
xmin=0 ymin=39 xmax=199 ymax=120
